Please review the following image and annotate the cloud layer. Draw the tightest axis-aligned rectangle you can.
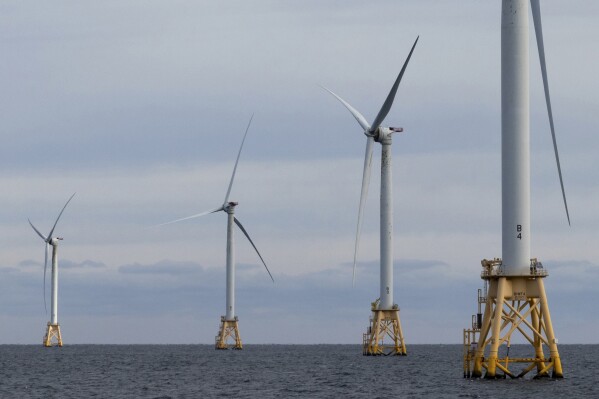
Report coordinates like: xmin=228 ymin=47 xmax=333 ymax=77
xmin=0 ymin=257 xmax=596 ymax=344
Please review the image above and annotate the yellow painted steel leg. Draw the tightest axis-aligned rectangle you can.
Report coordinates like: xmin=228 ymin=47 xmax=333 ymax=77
xmin=233 ymin=322 xmax=242 ymax=349
xmin=537 ymin=279 xmax=563 ymax=378
xmin=530 ymin=298 xmax=548 ymax=376
xmin=374 ymin=311 xmax=383 ymax=354
xmin=395 ymin=313 xmax=407 ymax=355
xmin=392 ymin=319 xmax=400 ymax=353
xmin=485 ymin=277 xmax=507 ymax=379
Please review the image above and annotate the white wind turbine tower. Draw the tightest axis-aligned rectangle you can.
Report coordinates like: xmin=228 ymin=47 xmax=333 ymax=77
xmin=465 ymin=0 xmax=569 ymax=379
xmin=160 ymin=115 xmax=273 ymax=350
xmin=28 ymin=193 xmax=76 ymax=347
xmin=324 ymin=37 xmax=418 ymax=356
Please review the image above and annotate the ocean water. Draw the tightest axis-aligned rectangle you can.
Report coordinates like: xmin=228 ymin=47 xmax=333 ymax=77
xmin=0 ymin=344 xmax=596 ymax=398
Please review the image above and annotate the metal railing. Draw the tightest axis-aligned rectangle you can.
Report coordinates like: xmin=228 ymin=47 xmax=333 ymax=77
xmin=480 ymin=258 xmax=549 ymax=278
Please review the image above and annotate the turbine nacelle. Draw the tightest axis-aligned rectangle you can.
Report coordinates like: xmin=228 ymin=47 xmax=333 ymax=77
xmin=224 ymin=201 xmax=238 ymax=213
xmin=49 ymin=237 xmax=63 ymax=245
xmin=367 ymin=126 xmax=404 ymax=143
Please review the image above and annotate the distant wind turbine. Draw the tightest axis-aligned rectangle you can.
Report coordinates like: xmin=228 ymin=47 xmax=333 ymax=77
xmin=159 ymin=115 xmax=273 ymax=350
xmin=28 ymin=192 xmax=76 ymax=347
xmin=323 ymin=36 xmax=419 ymax=356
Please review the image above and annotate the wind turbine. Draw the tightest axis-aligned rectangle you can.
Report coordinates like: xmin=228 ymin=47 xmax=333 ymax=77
xmin=160 ymin=115 xmax=273 ymax=350
xmin=467 ymin=0 xmax=569 ymax=379
xmin=28 ymin=192 xmax=76 ymax=347
xmin=323 ymin=37 xmax=418 ymax=356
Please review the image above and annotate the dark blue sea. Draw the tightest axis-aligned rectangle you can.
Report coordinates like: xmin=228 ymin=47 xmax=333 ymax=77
xmin=0 ymin=344 xmax=596 ymax=398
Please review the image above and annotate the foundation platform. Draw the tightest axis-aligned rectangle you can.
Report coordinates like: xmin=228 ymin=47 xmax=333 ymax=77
xmin=465 ymin=258 xmax=563 ymax=379
xmin=215 ymin=316 xmax=242 ymax=350
xmin=43 ymin=323 xmax=63 ymax=347
xmin=363 ymin=300 xmax=406 ymax=356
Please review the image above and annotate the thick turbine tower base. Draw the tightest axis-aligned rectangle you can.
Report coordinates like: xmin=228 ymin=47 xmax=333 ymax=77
xmin=362 ymin=300 xmax=406 ymax=356
xmin=466 ymin=258 xmax=563 ymax=379
xmin=215 ymin=316 xmax=242 ymax=350
xmin=43 ymin=323 xmax=63 ymax=347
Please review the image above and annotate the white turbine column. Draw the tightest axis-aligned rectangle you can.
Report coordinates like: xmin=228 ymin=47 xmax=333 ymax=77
xmin=379 ymin=130 xmax=394 ymax=309
xmin=502 ymin=0 xmax=530 ymax=275
xmin=225 ymin=205 xmax=236 ymax=320
xmin=51 ymin=242 xmax=58 ymax=325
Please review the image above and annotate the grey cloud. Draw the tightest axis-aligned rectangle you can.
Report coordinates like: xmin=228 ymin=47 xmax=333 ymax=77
xmin=18 ymin=259 xmax=42 ymax=268
xmin=118 ymin=260 xmax=202 ymax=275
xmin=545 ymin=259 xmax=596 ymax=270
xmin=60 ymin=259 xmax=106 ymax=269
xmin=17 ymin=259 xmax=106 ymax=269
xmin=350 ymin=258 xmax=449 ymax=271
xmin=237 ymin=263 xmax=261 ymax=271
xmin=399 ymin=259 xmax=450 ymax=270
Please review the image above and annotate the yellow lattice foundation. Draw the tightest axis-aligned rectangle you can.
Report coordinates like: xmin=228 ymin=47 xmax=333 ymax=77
xmin=215 ymin=316 xmax=242 ymax=350
xmin=43 ymin=323 xmax=63 ymax=347
xmin=468 ymin=258 xmax=563 ymax=379
xmin=363 ymin=301 xmax=406 ymax=356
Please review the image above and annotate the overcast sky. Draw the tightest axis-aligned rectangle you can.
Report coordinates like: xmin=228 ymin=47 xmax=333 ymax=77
xmin=0 ymin=1 xmax=597 ymax=344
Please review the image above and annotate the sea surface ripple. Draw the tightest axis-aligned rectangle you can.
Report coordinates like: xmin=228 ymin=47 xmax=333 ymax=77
xmin=0 ymin=344 xmax=596 ymax=398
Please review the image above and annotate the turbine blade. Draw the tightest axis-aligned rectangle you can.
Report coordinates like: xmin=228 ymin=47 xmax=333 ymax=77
xmin=44 ymin=243 xmax=49 ymax=314
xmin=234 ymin=216 xmax=274 ymax=282
xmin=353 ymin=136 xmax=374 ymax=286
xmin=369 ymin=36 xmax=419 ymax=133
xmin=28 ymin=219 xmax=47 ymax=241
xmin=223 ymin=114 xmax=253 ymax=206
xmin=156 ymin=206 xmax=223 ymax=227
xmin=531 ymin=0 xmax=570 ymax=225
xmin=48 ymin=192 xmax=76 ymax=239
xmin=321 ymin=86 xmax=371 ymax=131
